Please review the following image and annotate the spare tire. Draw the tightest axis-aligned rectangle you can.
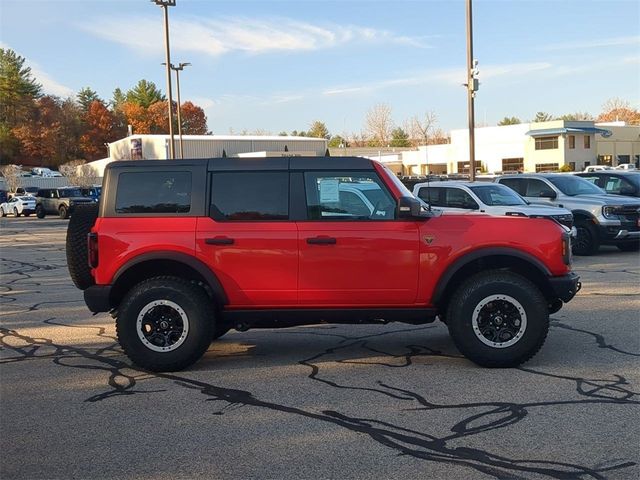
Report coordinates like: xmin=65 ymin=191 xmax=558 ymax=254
xmin=66 ymin=204 xmax=99 ymax=290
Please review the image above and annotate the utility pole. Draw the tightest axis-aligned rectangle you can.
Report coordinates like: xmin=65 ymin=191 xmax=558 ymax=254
xmin=172 ymin=63 xmax=190 ymax=159
xmin=465 ymin=0 xmax=480 ymax=181
xmin=152 ymin=0 xmax=176 ymax=159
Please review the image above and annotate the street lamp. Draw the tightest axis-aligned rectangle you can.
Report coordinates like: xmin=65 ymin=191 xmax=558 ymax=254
xmin=171 ymin=62 xmax=191 ymax=159
xmin=151 ymin=0 xmax=176 ymax=159
xmin=464 ymin=0 xmax=480 ymax=181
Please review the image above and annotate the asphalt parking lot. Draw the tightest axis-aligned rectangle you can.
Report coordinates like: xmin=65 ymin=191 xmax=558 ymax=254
xmin=1 ymin=217 xmax=639 ymax=480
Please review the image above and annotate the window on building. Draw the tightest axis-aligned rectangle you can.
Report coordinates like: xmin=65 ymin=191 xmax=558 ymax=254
xmin=568 ymin=135 xmax=575 ymax=149
xmin=584 ymin=135 xmax=591 ymax=149
xmin=617 ymin=155 xmax=630 ymax=165
xmin=569 ymin=162 xmax=576 ymax=171
xmin=597 ymin=155 xmax=613 ymax=166
xmin=116 ymin=171 xmax=191 ymax=214
xmin=535 ymin=163 xmax=560 ymax=172
xmin=457 ymin=162 xmax=471 ymax=174
xmin=535 ymin=136 xmax=559 ymax=150
xmin=584 ymin=161 xmax=591 ymax=168
xmin=210 ymin=171 xmax=288 ymax=221
xmin=501 ymin=158 xmax=524 ymax=172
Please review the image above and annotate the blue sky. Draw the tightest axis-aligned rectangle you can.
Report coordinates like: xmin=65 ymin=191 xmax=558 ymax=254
xmin=1 ymin=0 xmax=639 ymax=137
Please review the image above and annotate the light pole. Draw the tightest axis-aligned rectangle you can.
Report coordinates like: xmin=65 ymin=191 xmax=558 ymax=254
xmin=465 ymin=0 xmax=480 ymax=181
xmin=171 ymin=62 xmax=190 ymax=159
xmin=152 ymin=0 xmax=176 ymax=159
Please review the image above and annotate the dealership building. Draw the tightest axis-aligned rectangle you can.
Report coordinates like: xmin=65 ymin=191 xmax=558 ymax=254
xmin=392 ymin=120 xmax=640 ymax=175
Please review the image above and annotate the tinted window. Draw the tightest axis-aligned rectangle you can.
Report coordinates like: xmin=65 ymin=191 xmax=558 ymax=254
xmin=499 ymin=178 xmax=526 ymax=195
xmin=442 ymin=187 xmax=478 ymax=209
xmin=524 ymin=179 xmax=552 ymax=197
xmin=59 ymin=188 xmax=82 ymax=198
xmin=116 ymin=171 xmax=192 ymax=214
xmin=416 ymin=187 xmax=445 ymax=207
xmin=547 ymin=176 xmax=605 ymax=196
xmin=304 ymin=171 xmax=395 ymax=220
xmin=211 ymin=171 xmax=288 ymax=221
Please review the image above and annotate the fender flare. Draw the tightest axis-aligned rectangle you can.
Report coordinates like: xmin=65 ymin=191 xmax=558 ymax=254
xmin=113 ymin=251 xmax=229 ymax=305
xmin=431 ymin=247 xmax=552 ymax=305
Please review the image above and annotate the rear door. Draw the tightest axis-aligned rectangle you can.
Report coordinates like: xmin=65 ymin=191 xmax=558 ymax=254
xmin=196 ymin=164 xmax=298 ymax=307
xmin=297 ymin=170 xmax=420 ymax=306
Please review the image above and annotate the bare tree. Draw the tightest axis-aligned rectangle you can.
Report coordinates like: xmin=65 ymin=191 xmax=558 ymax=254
xmin=410 ymin=111 xmax=438 ymax=146
xmin=601 ymin=97 xmax=631 ymax=112
xmin=0 ymin=165 xmax=22 ymax=193
xmin=365 ymin=103 xmax=393 ymax=147
xmin=60 ymin=160 xmax=95 ymax=187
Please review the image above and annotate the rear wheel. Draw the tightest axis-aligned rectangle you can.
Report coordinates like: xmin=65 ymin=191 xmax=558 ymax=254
xmin=446 ymin=270 xmax=549 ymax=368
xmin=116 ymin=277 xmax=215 ymax=372
xmin=572 ymin=220 xmax=599 ymax=256
xmin=59 ymin=205 xmax=69 ymax=219
xmin=36 ymin=204 xmax=45 ymax=218
xmin=13 ymin=207 xmax=20 ymax=217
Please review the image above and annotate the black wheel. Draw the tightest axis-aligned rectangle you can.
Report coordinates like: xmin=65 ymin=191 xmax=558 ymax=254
xmin=0 ymin=207 xmax=5 ymax=217
xmin=59 ymin=205 xmax=69 ymax=219
xmin=36 ymin=204 xmax=45 ymax=218
xmin=572 ymin=220 xmax=599 ymax=256
xmin=617 ymin=242 xmax=640 ymax=252
xmin=13 ymin=207 xmax=20 ymax=217
xmin=116 ymin=276 xmax=215 ymax=372
xmin=446 ymin=270 xmax=549 ymax=368
xmin=65 ymin=204 xmax=98 ymax=290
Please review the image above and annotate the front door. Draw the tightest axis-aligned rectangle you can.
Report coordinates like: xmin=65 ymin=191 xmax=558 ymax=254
xmin=297 ymin=170 xmax=420 ymax=306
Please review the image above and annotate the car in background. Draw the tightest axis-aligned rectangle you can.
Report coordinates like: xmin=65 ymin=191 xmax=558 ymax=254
xmin=576 ymin=171 xmax=640 ymax=198
xmin=9 ymin=186 xmax=39 ymax=198
xmin=616 ymin=163 xmax=637 ymax=171
xmin=0 ymin=195 xmax=36 ymax=217
xmin=583 ymin=165 xmax=614 ymax=173
xmin=496 ymin=173 xmax=640 ymax=254
xmin=0 ymin=189 xmax=7 ymax=204
xmin=80 ymin=185 xmax=102 ymax=202
xmin=35 ymin=187 xmax=95 ymax=219
xmin=412 ymin=181 xmax=575 ymax=232
xmin=31 ymin=167 xmax=63 ymax=177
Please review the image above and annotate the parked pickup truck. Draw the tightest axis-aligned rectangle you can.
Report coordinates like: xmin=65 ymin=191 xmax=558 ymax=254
xmin=497 ymin=174 xmax=640 ymax=254
xmin=66 ymin=157 xmax=580 ymax=372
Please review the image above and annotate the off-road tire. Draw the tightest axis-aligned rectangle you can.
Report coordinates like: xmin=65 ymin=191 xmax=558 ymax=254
xmin=65 ymin=204 xmax=98 ymax=290
xmin=59 ymin=205 xmax=69 ymax=219
xmin=116 ymin=276 xmax=215 ymax=372
xmin=572 ymin=220 xmax=599 ymax=256
xmin=36 ymin=204 xmax=45 ymax=218
xmin=446 ymin=270 xmax=549 ymax=368
xmin=617 ymin=242 xmax=640 ymax=252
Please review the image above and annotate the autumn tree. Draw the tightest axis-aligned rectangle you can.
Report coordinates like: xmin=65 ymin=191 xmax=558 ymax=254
xmin=365 ymin=103 xmax=393 ymax=146
xmin=410 ymin=111 xmax=437 ymax=146
xmin=79 ymin=100 xmax=118 ymax=160
xmin=498 ymin=116 xmax=521 ymax=126
xmin=12 ymin=95 xmax=64 ymax=165
xmin=120 ymin=101 xmax=153 ymax=135
xmin=307 ymin=120 xmax=330 ymax=139
xmin=180 ymin=101 xmax=207 ymax=134
xmin=126 ymin=80 xmax=165 ymax=108
xmin=597 ymin=98 xmax=640 ymax=125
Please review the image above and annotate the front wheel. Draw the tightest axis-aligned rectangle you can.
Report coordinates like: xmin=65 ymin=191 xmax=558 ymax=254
xmin=0 ymin=208 xmax=5 ymax=217
xmin=36 ymin=205 xmax=45 ymax=218
xmin=59 ymin=205 xmax=69 ymax=219
xmin=13 ymin=207 xmax=20 ymax=217
xmin=572 ymin=221 xmax=599 ymax=256
xmin=116 ymin=277 xmax=215 ymax=371
xmin=446 ymin=271 xmax=549 ymax=368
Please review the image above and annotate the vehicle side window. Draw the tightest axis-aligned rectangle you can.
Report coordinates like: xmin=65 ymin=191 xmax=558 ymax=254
xmin=525 ymin=179 xmax=551 ymax=197
xmin=603 ymin=176 xmax=623 ymax=194
xmin=416 ymin=187 xmax=444 ymax=207
xmin=444 ymin=188 xmax=478 ymax=209
xmin=115 ymin=171 xmax=192 ymax=214
xmin=499 ymin=178 xmax=525 ymax=195
xmin=210 ymin=171 xmax=288 ymax=221
xmin=304 ymin=171 xmax=395 ymax=220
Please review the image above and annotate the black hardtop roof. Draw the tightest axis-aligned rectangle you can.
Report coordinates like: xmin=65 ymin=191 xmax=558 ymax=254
xmin=106 ymin=156 xmax=375 ymax=172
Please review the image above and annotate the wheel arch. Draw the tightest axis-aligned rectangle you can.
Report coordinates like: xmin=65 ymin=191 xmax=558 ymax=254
xmin=110 ymin=252 xmax=228 ymax=310
xmin=433 ymin=248 xmax=554 ymax=313
xmin=572 ymin=209 xmax=597 ymax=223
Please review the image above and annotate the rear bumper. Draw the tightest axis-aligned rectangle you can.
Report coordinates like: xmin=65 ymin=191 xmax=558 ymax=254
xmin=549 ymin=272 xmax=581 ymax=303
xmin=84 ymin=285 xmax=112 ymax=313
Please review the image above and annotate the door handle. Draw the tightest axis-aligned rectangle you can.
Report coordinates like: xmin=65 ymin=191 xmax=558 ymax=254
xmin=307 ymin=236 xmax=337 ymax=245
xmin=205 ymin=237 xmax=234 ymax=245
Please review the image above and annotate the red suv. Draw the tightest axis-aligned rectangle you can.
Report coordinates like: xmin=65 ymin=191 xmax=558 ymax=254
xmin=66 ymin=157 xmax=580 ymax=371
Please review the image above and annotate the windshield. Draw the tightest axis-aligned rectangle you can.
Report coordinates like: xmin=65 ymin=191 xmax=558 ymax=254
xmin=60 ymin=188 xmax=82 ymax=198
xmin=548 ymin=176 xmax=605 ymax=196
xmin=468 ymin=184 xmax=526 ymax=206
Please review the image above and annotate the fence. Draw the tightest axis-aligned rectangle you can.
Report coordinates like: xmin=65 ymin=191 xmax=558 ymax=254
xmin=0 ymin=177 xmax=103 ymax=191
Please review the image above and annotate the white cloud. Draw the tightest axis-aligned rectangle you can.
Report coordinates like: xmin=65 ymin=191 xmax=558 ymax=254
xmin=31 ymin=66 xmax=74 ymax=97
xmin=540 ymin=35 xmax=640 ymax=51
xmin=81 ymin=16 xmax=431 ymax=57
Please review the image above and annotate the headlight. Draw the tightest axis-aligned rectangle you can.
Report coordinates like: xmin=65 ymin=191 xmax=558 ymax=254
xmin=602 ymin=206 xmax=620 ymax=219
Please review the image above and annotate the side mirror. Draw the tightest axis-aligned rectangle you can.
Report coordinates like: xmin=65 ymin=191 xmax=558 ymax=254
xmin=398 ymin=196 xmax=429 ymax=219
xmin=539 ymin=189 xmax=557 ymax=199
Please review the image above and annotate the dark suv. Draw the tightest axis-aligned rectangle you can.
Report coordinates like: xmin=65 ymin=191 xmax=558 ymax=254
xmin=66 ymin=157 xmax=580 ymax=372
xmin=36 ymin=187 xmax=94 ymax=219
